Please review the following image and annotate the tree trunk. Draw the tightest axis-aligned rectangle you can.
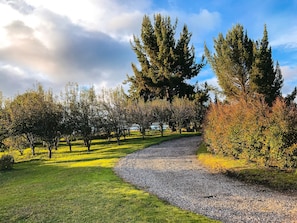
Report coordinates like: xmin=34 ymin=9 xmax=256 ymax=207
xmin=116 ymin=135 xmax=120 ymax=145
xmin=54 ymin=137 xmax=60 ymax=150
xmin=26 ymin=133 xmax=35 ymax=155
xmin=31 ymin=146 xmax=35 ymax=156
xmin=159 ymin=123 xmax=164 ymax=137
xmin=48 ymin=145 xmax=52 ymax=159
xmin=66 ymin=137 xmax=72 ymax=152
xmin=85 ymin=139 xmax=91 ymax=151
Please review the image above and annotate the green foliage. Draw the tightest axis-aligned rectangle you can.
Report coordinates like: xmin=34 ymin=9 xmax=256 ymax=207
xmin=7 ymin=86 xmax=63 ymax=158
xmin=0 ymin=154 xmax=14 ymax=170
xmin=205 ymin=24 xmax=283 ymax=105
xmin=4 ymin=135 xmax=29 ymax=155
xmin=250 ymin=26 xmax=283 ymax=106
xmin=127 ymin=14 xmax=204 ymax=101
xmin=204 ymin=97 xmax=297 ymax=170
xmin=204 ymin=24 xmax=253 ymax=100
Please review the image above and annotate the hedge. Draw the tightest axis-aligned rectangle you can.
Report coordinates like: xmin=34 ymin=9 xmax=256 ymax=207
xmin=204 ymin=98 xmax=297 ymax=170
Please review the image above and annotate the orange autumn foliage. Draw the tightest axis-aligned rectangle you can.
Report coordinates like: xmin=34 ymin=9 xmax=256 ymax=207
xmin=204 ymin=97 xmax=297 ymax=170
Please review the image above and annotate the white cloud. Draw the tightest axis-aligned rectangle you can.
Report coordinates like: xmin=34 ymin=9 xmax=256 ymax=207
xmin=187 ymin=9 xmax=221 ymax=32
xmin=151 ymin=8 xmax=221 ymax=43
xmin=281 ymin=65 xmax=297 ymax=95
xmin=0 ymin=1 xmax=139 ymax=97
xmin=270 ymin=26 xmax=297 ymax=49
xmin=24 ymin=0 xmax=149 ymax=41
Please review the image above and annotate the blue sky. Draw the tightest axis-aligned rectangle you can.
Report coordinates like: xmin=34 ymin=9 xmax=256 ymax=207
xmin=0 ymin=0 xmax=296 ymax=97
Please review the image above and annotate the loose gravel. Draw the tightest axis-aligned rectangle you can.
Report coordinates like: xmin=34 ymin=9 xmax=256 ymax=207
xmin=114 ymin=136 xmax=297 ymax=223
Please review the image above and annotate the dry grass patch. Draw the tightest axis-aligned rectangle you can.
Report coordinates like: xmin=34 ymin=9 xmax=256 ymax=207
xmin=197 ymin=142 xmax=297 ymax=192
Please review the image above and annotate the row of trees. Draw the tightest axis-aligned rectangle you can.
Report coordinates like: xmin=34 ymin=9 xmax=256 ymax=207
xmin=0 ymin=83 xmax=209 ymax=158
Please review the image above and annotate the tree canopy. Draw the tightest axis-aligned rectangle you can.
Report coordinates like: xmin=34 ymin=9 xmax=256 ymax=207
xmin=126 ymin=14 xmax=204 ymax=102
xmin=205 ymin=24 xmax=283 ymax=105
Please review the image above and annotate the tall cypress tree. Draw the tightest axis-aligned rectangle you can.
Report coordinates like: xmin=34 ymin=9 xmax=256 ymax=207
xmin=126 ymin=14 xmax=204 ymax=102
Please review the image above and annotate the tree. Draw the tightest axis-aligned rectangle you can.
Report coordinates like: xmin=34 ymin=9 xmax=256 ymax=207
xmin=170 ymin=97 xmax=194 ymax=134
xmin=60 ymin=82 xmax=80 ymax=152
xmin=285 ymin=87 xmax=297 ymax=106
xmin=204 ymin=24 xmax=254 ymax=101
xmin=126 ymin=14 xmax=204 ymax=102
xmin=0 ymin=93 xmax=10 ymax=151
xmin=150 ymin=99 xmax=171 ymax=137
xmin=36 ymin=97 xmax=63 ymax=159
xmin=77 ymin=86 xmax=101 ymax=151
xmin=205 ymin=24 xmax=283 ymax=104
xmin=36 ymin=88 xmax=63 ymax=158
xmin=100 ymin=87 xmax=128 ymax=144
xmin=250 ymin=25 xmax=283 ymax=105
xmin=8 ymin=90 xmax=43 ymax=155
xmin=8 ymin=86 xmax=63 ymax=158
xmin=4 ymin=135 xmax=29 ymax=155
xmin=127 ymin=99 xmax=152 ymax=139
xmin=192 ymin=82 xmax=211 ymax=131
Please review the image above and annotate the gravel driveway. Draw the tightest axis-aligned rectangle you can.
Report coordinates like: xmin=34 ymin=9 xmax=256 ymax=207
xmin=114 ymin=136 xmax=297 ymax=223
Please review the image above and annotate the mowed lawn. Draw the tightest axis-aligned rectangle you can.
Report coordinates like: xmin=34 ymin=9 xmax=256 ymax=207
xmin=0 ymin=132 xmax=219 ymax=223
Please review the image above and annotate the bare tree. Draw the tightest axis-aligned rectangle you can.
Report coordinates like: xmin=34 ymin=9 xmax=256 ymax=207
xmin=170 ymin=97 xmax=194 ymax=134
xmin=150 ymin=99 xmax=171 ymax=137
xmin=127 ymin=99 xmax=152 ymax=139
xmin=100 ymin=87 xmax=128 ymax=144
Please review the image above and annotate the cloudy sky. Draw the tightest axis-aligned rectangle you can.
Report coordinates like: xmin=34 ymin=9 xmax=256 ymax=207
xmin=0 ymin=0 xmax=296 ymax=97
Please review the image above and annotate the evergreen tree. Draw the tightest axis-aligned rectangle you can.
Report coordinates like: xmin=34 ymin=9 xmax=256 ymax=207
xmin=285 ymin=86 xmax=297 ymax=106
xmin=126 ymin=14 xmax=204 ymax=102
xmin=204 ymin=24 xmax=254 ymax=101
xmin=251 ymin=25 xmax=283 ymax=105
xmin=205 ymin=24 xmax=283 ymax=104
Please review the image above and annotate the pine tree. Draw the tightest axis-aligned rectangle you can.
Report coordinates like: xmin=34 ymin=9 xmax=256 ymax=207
xmin=250 ymin=25 xmax=283 ymax=105
xmin=126 ymin=14 xmax=204 ymax=102
xmin=205 ymin=24 xmax=283 ymax=105
xmin=204 ymin=24 xmax=254 ymax=101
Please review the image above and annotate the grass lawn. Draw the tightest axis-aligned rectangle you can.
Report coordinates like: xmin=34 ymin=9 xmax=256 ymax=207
xmin=197 ymin=143 xmax=297 ymax=192
xmin=0 ymin=132 xmax=219 ymax=223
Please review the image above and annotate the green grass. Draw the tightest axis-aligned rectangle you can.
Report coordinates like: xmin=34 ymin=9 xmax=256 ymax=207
xmin=197 ymin=143 xmax=297 ymax=192
xmin=0 ymin=132 xmax=219 ymax=223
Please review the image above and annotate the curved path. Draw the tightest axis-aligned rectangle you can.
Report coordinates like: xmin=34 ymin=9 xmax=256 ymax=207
xmin=114 ymin=136 xmax=297 ymax=223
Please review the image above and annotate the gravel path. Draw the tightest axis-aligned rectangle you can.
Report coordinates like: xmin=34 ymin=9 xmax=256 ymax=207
xmin=114 ymin=136 xmax=297 ymax=223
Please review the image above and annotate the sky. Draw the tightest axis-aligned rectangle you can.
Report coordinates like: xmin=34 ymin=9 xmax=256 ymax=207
xmin=0 ymin=0 xmax=296 ymax=98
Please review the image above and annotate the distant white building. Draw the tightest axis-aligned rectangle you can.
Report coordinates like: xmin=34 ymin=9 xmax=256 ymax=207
xmin=129 ymin=124 xmax=140 ymax=131
xmin=150 ymin=122 xmax=169 ymax=130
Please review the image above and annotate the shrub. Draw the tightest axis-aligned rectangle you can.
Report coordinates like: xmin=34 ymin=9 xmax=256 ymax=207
xmin=0 ymin=154 xmax=14 ymax=170
xmin=204 ymin=97 xmax=297 ymax=170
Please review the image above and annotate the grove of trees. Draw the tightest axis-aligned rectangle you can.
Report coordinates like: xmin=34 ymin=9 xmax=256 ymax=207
xmin=0 ymin=84 xmax=208 ymax=159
